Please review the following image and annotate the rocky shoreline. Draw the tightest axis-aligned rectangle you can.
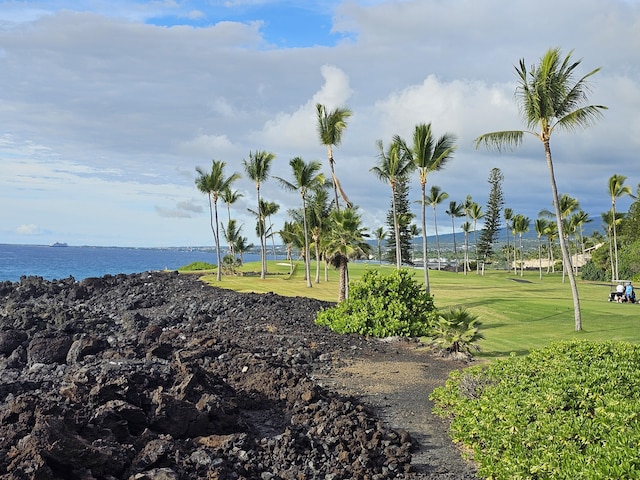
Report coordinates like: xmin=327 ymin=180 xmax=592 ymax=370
xmin=0 ymin=271 xmax=433 ymax=479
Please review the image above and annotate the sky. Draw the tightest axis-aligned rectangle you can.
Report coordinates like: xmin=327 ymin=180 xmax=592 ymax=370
xmin=1 ymin=0 xmax=639 ymax=247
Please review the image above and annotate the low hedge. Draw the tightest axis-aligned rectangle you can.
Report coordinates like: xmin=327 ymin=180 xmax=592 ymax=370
xmin=431 ymin=340 xmax=640 ymax=479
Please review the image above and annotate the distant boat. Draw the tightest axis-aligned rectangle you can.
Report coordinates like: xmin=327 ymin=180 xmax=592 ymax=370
xmin=50 ymin=242 xmax=68 ymax=247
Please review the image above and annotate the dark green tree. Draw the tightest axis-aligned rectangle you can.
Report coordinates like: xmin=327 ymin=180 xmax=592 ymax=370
xmin=477 ymin=168 xmax=504 ymax=269
xmin=384 ymin=175 xmax=414 ymax=266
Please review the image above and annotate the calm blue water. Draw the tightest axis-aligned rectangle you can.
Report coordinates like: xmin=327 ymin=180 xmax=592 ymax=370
xmin=0 ymin=244 xmax=265 ymax=282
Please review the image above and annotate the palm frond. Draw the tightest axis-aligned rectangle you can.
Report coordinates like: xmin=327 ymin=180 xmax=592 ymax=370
xmin=474 ymin=130 xmax=525 ymax=152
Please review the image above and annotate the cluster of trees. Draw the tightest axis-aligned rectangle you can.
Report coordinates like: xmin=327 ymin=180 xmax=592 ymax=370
xmin=195 ymin=47 xmax=613 ymax=332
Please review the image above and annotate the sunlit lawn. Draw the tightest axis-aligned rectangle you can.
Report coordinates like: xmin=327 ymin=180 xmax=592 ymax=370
xmin=189 ymin=260 xmax=640 ymax=358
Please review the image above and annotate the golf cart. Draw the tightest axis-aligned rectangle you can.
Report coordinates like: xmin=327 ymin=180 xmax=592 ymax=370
xmin=608 ymin=280 xmax=636 ymax=303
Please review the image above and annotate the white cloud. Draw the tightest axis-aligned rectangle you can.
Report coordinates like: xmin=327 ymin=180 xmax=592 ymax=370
xmin=16 ymin=224 xmax=43 ymax=235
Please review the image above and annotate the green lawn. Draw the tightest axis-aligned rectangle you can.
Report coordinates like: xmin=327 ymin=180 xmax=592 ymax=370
xmin=189 ymin=261 xmax=640 ymax=358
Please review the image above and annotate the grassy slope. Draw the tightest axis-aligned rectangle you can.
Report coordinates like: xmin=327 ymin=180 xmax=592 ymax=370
xmin=190 ymin=260 xmax=639 ymax=358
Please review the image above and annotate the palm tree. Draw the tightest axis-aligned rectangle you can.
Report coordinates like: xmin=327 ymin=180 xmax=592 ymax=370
xmin=608 ymin=174 xmax=632 ymax=281
xmin=308 ymin=188 xmax=331 ymax=284
xmin=534 ymin=218 xmax=549 ymax=279
xmin=544 ymin=220 xmax=558 ymax=274
xmin=474 ymin=48 xmax=607 ymax=332
xmin=371 ymin=137 xmax=415 ymax=269
xmin=426 ymin=185 xmax=449 ymax=271
xmin=234 ymin=235 xmax=253 ymax=265
xmin=504 ymin=207 xmax=514 ymax=272
xmin=219 ymin=187 xmax=243 ymax=257
xmin=406 ymin=123 xmax=457 ymax=290
xmin=601 ymin=210 xmax=625 ymax=281
xmin=221 ymin=219 xmax=243 ymax=274
xmin=409 ymin=223 xmax=421 ymax=264
xmin=279 ymin=221 xmax=298 ymax=274
xmin=195 ymin=160 xmax=241 ymax=282
xmin=316 ymin=103 xmax=353 ymax=210
xmin=243 ymin=150 xmax=276 ymax=279
xmin=374 ymin=227 xmax=387 ymax=264
xmin=275 ymin=157 xmax=325 ymax=288
xmin=324 ymin=208 xmax=370 ymax=301
xmin=461 ymin=221 xmax=472 ymax=275
xmin=446 ymin=200 xmax=464 ymax=273
xmin=513 ymin=214 xmax=530 ymax=277
xmin=431 ymin=307 xmax=484 ymax=354
xmin=469 ymin=202 xmax=484 ymax=274
xmin=262 ymin=200 xmax=280 ymax=259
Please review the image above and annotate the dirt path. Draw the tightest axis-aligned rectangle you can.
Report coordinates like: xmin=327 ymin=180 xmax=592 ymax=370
xmin=316 ymin=341 xmax=480 ymax=479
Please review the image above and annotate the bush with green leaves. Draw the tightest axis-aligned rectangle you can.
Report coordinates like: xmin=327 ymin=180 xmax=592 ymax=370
xmin=178 ymin=261 xmax=217 ymax=272
xmin=315 ymin=269 xmax=436 ymax=337
xmin=431 ymin=340 xmax=640 ymax=479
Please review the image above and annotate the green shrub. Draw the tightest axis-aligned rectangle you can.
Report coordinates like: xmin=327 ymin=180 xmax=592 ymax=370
xmin=315 ymin=269 xmax=436 ymax=337
xmin=580 ymin=259 xmax=608 ymax=281
xmin=431 ymin=340 xmax=640 ymax=479
xmin=429 ymin=307 xmax=484 ymax=354
xmin=179 ymin=261 xmax=217 ymax=272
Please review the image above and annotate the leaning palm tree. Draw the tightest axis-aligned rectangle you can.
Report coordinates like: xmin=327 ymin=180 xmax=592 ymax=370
xmin=474 ymin=48 xmax=607 ymax=332
xmin=324 ymin=207 xmax=370 ymax=301
xmin=195 ymin=160 xmax=241 ymax=282
xmin=405 ymin=123 xmax=457 ymax=290
xmin=371 ymin=137 xmax=415 ymax=269
xmin=275 ymin=157 xmax=325 ymax=288
xmin=316 ymin=103 xmax=353 ymax=210
xmin=426 ymin=185 xmax=449 ymax=271
xmin=243 ymin=150 xmax=276 ymax=279
xmin=374 ymin=227 xmax=387 ymax=264
xmin=608 ymin=174 xmax=632 ymax=281
xmin=445 ymin=200 xmax=464 ymax=273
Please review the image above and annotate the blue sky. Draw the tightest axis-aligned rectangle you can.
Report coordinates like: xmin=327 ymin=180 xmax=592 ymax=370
xmin=1 ymin=0 xmax=639 ymax=247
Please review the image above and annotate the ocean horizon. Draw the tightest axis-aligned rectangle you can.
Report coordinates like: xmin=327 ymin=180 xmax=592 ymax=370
xmin=0 ymin=244 xmax=278 ymax=283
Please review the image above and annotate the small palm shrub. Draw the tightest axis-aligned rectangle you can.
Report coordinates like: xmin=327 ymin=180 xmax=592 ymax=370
xmin=315 ymin=269 xmax=436 ymax=337
xmin=431 ymin=340 xmax=640 ymax=479
xmin=429 ymin=307 xmax=483 ymax=354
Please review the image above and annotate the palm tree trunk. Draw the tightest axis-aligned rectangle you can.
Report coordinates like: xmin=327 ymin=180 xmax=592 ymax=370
xmin=314 ymin=240 xmax=321 ymax=284
xmin=433 ymin=206 xmax=441 ymax=271
xmin=538 ymin=238 xmax=543 ymax=280
xmin=391 ymin=184 xmax=402 ymax=269
xmin=451 ymin=216 xmax=458 ymax=273
xmin=327 ymin=146 xmax=341 ymax=211
xmin=301 ymin=196 xmax=312 ymax=288
xmin=505 ymin=223 xmax=510 ymax=271
xmin=608 ymin=227 xmax=615 ymax=282
xmin=612 ymin=203 xmax=619 ymax=281
xmin=519 ymin=233 xmax=524 ymax=277
xmin=421 ymin=184 xmax=430 ymax=292
xmin=338 ymin=256 xmax=348 ymax=302
xmin=544 ymin=141 xmax=581 ymax=331
xmin=214 ymin=202 xmax=222 ymax=282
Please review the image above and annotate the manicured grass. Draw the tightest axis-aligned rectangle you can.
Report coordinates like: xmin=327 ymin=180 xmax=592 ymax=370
xmin=190 ymin=261 xmax=640 ymax=358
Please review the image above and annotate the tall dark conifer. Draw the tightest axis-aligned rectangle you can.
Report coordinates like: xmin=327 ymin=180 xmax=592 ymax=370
xmin=385 ymin=175 xmax=414 ymax=265
xmin=478 ymin=168 xmax=504 ymax=267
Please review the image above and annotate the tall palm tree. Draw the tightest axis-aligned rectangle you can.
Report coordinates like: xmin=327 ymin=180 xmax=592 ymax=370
xmin=426 ymin=185 xmax=449 ymax=271
xmin=243 ymin=150 xmax=276 ymax=279
xmin=534 ymin=218 xmax=549 ymax=280
xmin=474 ymin=48 xmax=607 ymax=332
xmin=446 ymin=200 xmax=464 ymax=273
xmin=275 ymin=157 xmax=325 ymax=288
xmin=195 ymin=160 xmax=241 ymax=282
xmin=405 ymin=123 xmax=457 ymax=290
xmin=601 ymin=210 xmax=625 ymax=282
xmin=324 ymin=208 xmax=370 ymax=301
xmin=469 ymin=202 xmax=484 ymax=274
xmin=504 ymin=207 xmax=514 ymax=272
xmin=461 ymin=221 xmax=472 ymax=275
xmin=374 ymin=227 xmax=387 ymax=264
xmin=608 ymin=174 xmax=632 ymax=281
xmin=316 ymin=103 xmax=353 ymax=210
xmin=371 ymin=137 xmax=415 ymax=269
xmin=513 ymin=214 xmax=530 ymax=277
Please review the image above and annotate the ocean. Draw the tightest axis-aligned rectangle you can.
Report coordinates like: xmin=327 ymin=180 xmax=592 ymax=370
xmin=0 ymin=244 xmax=266 ymax=283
